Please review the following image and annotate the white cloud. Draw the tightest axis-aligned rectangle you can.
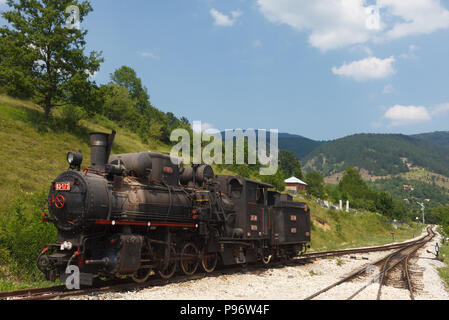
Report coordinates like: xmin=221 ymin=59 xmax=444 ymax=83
xmin=210 ymin=8 xmax=242 ymax=27
xmin=0 ymin=0 xmax=6 ymax=5
xmin=332 ymin=56 xmax=395 ymax=81
xmin=431 ymin=103 xmax=449 ymax=115
xmin=380 ymin=0 xmax=449 ymax=40
xmin=257 ymin=0 xmax=449 ymax=51
xmin=384 ymin=105 xmax=431 ymax=126
xmin=137 ymin=50 xmax=159 ymax=60
xmin=258 ymin=0 xmax=372 ymax=51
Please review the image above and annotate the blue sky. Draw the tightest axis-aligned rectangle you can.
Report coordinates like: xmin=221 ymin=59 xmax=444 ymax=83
xmin=1 ymin=0 xmax=449 ymax=140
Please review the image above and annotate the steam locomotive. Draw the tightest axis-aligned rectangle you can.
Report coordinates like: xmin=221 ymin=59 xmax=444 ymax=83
xmin=37 ymin=131 xmax=311 ymax=285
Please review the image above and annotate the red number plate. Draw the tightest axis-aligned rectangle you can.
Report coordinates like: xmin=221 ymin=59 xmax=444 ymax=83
xmin=56 ymin=182 xmax=70 ymax=191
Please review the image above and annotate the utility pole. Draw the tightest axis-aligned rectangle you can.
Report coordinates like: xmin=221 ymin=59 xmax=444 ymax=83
xmin=417 ymin=202 xmax=425 ymax=225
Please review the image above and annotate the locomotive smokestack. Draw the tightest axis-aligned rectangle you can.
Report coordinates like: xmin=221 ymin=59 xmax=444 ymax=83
xmin=90 ymin=131 xmax=116 ymax=169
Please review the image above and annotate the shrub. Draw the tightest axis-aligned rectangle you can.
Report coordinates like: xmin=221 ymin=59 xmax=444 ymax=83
xmin=61 ymin=104 xmax=86 ymax=128
xmin=0 ymin=191 xmax=57 ymax=281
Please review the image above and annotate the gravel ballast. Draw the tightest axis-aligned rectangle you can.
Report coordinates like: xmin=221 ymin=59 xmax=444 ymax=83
xmin=70 ymin=227 xmax=449 ymax=300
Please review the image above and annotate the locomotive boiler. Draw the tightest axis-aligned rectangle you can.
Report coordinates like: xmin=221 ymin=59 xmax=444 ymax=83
xmin=37 ymin=131 xmax=311 ymax=285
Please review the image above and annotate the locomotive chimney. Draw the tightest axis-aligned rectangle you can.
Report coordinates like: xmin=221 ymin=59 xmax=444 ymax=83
xmin=90 ymin=131 xmax=116 ymax=169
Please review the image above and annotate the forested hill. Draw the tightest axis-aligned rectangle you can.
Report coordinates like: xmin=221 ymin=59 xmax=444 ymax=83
xmin=278 ymin=133 xmax=325 ymax=160
xmin=411 ymin=131 xmax=449 ymax=147
xmin=302 ymin=133 xmax=449 ymax=178
xmin=219 ymin=131 xmax=324 ymax=160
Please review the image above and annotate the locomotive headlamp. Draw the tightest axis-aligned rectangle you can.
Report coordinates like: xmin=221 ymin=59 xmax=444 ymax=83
xmin=67 ymin=151 xmax=83 ymax=170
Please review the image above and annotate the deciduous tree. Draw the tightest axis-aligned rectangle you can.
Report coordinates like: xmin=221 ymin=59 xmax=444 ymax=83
xmin=0 ymin=0 xmax=103 ymax=120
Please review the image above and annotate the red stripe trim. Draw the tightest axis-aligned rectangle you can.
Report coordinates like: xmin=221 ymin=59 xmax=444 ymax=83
xmin=94 ymin=220 xmax=196 ymax=228
xmin=248 ymin=202 xmax=257 ymax=205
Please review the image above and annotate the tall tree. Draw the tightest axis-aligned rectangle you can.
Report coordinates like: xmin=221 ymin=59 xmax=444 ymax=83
xmin=0 ymin=0 xmax=103 ymax=120
xmin=305 ymin=171 xmax=325 ymax=198
xmin=279 ymin=150 xmax=303 ymax=179
xmin=338 ymin=167 xmax=374 ymax=201
xmin=110 ymin=66 xmax=151 ymax=114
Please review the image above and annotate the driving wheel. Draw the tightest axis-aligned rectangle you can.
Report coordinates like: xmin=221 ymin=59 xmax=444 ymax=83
xmin=180 ymin=242 xmax=199 ymax=276
xmin=201 ymin=250 xmax=218 ymax=273
xmin=158 ymin=246 xmax=177 ymax=279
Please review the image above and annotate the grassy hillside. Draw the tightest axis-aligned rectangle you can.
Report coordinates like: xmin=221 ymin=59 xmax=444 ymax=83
xmin=303 ymin=198 xmax=423 ymax=251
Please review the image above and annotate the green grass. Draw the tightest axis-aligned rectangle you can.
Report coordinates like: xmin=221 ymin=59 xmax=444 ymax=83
xmin=437 ymin=233 xmax=449 ymax=288
xmin=303 ymin=199 xmax=424 ymax=252
xmin=0 ymin=279 xmax=57 ymax=292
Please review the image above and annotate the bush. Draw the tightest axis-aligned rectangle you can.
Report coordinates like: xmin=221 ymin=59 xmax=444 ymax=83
xmin=61 ymin=104 xmax=86 ymax=128
xmin=0 ymin=191 xmax=57 ymax=281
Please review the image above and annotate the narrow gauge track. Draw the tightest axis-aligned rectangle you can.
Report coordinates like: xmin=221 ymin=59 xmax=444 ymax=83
xmin=299 ymin=234 xmax=427 ymax=260
xmin=0 ymin=228 xmax=430 ymax=300
xmin=305 ymin=226 xmax=435 ymax=300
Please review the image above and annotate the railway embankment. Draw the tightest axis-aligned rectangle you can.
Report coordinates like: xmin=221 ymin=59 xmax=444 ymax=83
xmin=304 ymin=199 xmax=423 ymax=252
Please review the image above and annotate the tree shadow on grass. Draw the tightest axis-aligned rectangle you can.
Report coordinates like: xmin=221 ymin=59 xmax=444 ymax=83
xmin=5 ymin=104 xmax=91 ymax=145
xmin=2 ymin=102 xmax=151 ymax=156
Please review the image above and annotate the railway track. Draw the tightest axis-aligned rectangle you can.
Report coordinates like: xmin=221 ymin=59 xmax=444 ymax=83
xmin=299 ymin=235 xmax=427 ymax=261
xmin=0 ymin=266 xmax=254 ymax=301
xmin=0 ymin=228 xmax=431 ymax=300
xmin=305 ymin=226 xmax=435 ymax=300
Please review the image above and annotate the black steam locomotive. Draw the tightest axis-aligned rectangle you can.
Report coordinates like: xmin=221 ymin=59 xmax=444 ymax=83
xmin=38 ymin=131 xmax=311 ymax=285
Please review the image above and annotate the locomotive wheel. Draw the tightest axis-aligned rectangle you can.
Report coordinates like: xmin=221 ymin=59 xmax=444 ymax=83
xmin=158 ymin=246 xmax=177 ymax=279
xmin=201 ymin=251 xmax=218 ymax=273
xmin=180 ymin=242 xmax=199 ymax=276
xmin=131 ymin=266 xmax=153 ymax=283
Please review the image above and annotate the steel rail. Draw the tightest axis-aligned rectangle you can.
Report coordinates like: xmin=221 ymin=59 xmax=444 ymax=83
xmin=305 ymin=226 xmax=434 ymax=300
xmin=375 ymin=233 xmax=432 ymax=300
xmin=300 ymin=231 xmax=428 ymax=261
xmin=404 ymin=256 xmax=415 ymax=300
